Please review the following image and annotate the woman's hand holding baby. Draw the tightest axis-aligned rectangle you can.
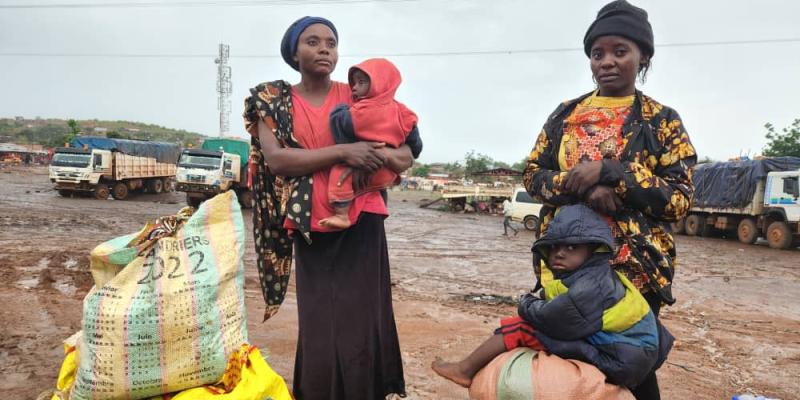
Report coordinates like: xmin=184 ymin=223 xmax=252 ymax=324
xmin=340 ymin=141 xmax=387 ymax=172
xmin=564 ymin=160 xmax=603 ymax=197
xmin=585 ymin=185 xmax=622 ymax=215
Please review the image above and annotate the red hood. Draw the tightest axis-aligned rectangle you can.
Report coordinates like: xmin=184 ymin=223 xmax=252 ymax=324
xmin=349 ymin=58 xmax=402 ymax=102
xmin=348 ymin=58 xmax=418 ymax=140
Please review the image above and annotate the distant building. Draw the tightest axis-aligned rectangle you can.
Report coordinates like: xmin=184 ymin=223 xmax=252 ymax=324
xmin=93 ymin=127 xmax=108 ymax=133
xmin=0 ymin=143 xmax=49 ymax=165
xmin=471 ymin=168 xmax=523 ymax=184
xmin=14 ymin=116 xmax=24 ymax=122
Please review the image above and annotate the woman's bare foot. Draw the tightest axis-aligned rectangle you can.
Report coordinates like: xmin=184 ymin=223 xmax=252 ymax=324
xmin=319 ymin=214 xmax=351 ymax=229
xmin=431 ymin=358 xmax=472 ymax=388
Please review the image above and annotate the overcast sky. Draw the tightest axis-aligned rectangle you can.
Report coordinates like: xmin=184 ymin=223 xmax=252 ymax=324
xmin=1 ymin=0 xmax=799 ymax=164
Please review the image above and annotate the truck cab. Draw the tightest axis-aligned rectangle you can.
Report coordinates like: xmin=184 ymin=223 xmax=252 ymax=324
xmin=510 ymin=187 xmax=543 ymax=232
xmin=762 ymin=170 xmax=800 ymax=247
xmin=175 ymin=138 xmax=252 ymax=209
xmin=49 ymin=147 xmax=113 ymax=197
xmin=765 ymin=170 xmax=800 ymax=213
xmin=176 ymin=148 xmax=250 ymax=208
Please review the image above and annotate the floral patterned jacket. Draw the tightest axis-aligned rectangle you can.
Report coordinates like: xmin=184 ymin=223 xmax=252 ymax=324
xmin=523 ymin=90 xmax=697 ymax=305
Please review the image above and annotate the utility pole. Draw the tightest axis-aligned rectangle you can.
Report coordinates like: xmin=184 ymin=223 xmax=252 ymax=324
xmin=215 ymin=43 xmax=232 ymax=137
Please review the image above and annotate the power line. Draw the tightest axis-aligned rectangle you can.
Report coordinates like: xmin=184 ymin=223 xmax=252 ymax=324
xmin=0 ymin=0 xmax=420 ymax=8
xmin=1 ymin=38 xmax=799 ymax=59
xmin=658 ymin=38 xmax=800 ymax=49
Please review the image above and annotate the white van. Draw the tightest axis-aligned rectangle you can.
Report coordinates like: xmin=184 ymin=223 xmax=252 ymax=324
xmin=511 ymin=187 xmax=543 ymax=232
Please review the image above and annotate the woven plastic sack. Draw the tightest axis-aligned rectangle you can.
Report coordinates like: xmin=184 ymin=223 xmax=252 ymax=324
xmin=469 ymin=348 xmax=634 ymax=400
xmin=50 ymin=341 xmax=291 ymax=400
xmin=70 ymin=191 xmax=248 ymax=400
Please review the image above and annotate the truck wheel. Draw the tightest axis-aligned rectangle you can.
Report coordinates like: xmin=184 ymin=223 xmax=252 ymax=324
xmin=523 ymin=215 xmax=539 ymax=232
xmin=112 ymin=182 xmax=129 ymax=200
xmin=150 ymin=179 xmax=164 ymax=194
xmin=57 ymin=189 xmax=72 ymax=197
xmin=767 ymin=221 xmax=793 ymax=249
xmin=671 ymin=218 xmax=686 ymax=235
xmin=737 ymin=218 xmax=758 ymax=244
xmin=238 ymin=190 xmax=253 ymax=209
xmin=94 ymin=185 xmax=110 ymax=200
xmin=162 ymin=178 xmax=174 ymax=192
xmin=685 ymin=214 xmax=705 ymax=236
xmin=186 ymin=194 xmax=202 ymax=208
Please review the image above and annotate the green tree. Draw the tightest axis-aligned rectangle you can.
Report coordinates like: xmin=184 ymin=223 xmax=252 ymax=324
xmin=443 ymin=161 xmax=464 ymax=178
xmin=464 ymin=150 xmax=493 ymax=176
xmin=65 ymin=119 xmax=81 ymax=144
xmin=511 ymin=156 xmax=529 ymax=172
xmin=66 ymin=119 xmax=81 ymax=135
xmin=411 ymin=164 xmax=430 ymax=177
xmin=763 ymin=120 xmax=800 ymax=157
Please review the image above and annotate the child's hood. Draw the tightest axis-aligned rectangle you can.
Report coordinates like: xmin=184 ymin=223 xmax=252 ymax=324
xmin=349 ymin=58 xmax=402 ymax=102
xmin=532 ymin=204 xmax=615 ymax=258
xmin=347 ymin=58 xmax=418 ymax=136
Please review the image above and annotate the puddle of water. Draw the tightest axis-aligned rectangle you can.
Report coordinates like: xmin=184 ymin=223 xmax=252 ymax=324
xmin=15 ymin=277 xmax=39 ymax=289
xmin=19 ymin=257 xmax=51 ymax=273
xmin=53 ymin=279 xmax=77 ymax=297
xmin=36 ymin=257 xmax=49 ymax=270
xmin=14 ymin=258 xmax=51 ymax=289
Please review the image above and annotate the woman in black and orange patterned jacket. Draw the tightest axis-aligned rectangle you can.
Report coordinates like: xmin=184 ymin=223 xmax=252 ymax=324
xmin=522 ymin=1 xmax=697 ymax=399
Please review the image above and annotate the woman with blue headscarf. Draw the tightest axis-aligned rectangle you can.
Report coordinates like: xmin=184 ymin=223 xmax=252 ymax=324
xmin=244 ymin=16 xmax=419 ymax=399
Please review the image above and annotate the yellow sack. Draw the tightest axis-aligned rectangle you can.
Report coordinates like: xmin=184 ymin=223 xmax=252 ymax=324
xmin=50 ymin=333 xmax=82 ymax=400
xmin=51 ymin=342 xmax=291 ymax=400
xmin=155 ymin=345 xmax=291 ymax=400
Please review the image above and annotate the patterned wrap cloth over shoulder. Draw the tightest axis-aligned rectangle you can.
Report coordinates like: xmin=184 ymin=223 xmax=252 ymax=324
xmin=243 ymin=80 xmax=312 ymax=320
xmin=523 ymin=90 xmax=697 ymax=305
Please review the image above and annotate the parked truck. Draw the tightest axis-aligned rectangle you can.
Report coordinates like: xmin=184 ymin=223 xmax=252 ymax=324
xmin=673 ymin=157 xmax=800 ymax=249
xmin=49 ymin=137 xmax=180 ymax=200
xmin=175 ymin=137 xmax=252 ymax=209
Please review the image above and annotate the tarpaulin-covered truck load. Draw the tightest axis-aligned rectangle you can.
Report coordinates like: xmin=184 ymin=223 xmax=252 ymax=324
xmin=49 ymin=136 xmax=180 ymax=200
xmin=692 ymin=157 xmax=800 ymax=208
xmin=675 ymin=156 xmax=800 ymax=249
xmin=70 ymin=137 xmax=180 ymax=164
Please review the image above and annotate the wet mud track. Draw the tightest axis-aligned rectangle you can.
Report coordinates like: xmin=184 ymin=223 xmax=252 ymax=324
xmin=1 ymin=167 xmax=798 ymax=399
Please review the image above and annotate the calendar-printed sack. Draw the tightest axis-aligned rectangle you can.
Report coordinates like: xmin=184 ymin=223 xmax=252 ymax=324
xmin=71 ymin=191 xmax=248 ymax=400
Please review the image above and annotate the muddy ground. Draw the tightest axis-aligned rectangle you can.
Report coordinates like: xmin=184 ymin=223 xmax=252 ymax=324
xmin=1 ymin=165 xmax=798 ymax=400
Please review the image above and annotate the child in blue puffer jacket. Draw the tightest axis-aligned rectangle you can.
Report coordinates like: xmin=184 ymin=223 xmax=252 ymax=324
xmin=432 ymin=204 xmax=674 ymax=389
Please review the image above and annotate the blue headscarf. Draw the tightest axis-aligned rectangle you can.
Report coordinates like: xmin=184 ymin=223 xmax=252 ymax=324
xmin=280 ymin=16 xmax=339 ymax=71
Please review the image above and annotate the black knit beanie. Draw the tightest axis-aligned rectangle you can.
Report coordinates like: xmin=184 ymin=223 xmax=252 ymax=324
xmin=583 ymin=0 xmax=654 ymax=58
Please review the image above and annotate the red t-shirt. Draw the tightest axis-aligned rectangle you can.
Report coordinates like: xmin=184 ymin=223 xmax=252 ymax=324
xmin=285 ymin=81 xmax=388 ymax=232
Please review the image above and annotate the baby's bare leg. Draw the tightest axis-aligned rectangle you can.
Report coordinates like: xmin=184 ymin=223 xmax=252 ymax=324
xmin=319 ymin=202 xmax=352 ymax=229
xmin=431 ymin=334 xmax=506 ymax=388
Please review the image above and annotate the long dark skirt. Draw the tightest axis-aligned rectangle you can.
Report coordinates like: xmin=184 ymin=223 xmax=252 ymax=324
xmin=631 ymin=291 xmax=663 ymax=400
xmin=293 ymin=212 xmax=405 ymax=400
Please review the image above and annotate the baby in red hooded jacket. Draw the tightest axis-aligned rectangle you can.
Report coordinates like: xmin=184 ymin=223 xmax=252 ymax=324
xmin=320 ymin=58 xmax=422 ymax=229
